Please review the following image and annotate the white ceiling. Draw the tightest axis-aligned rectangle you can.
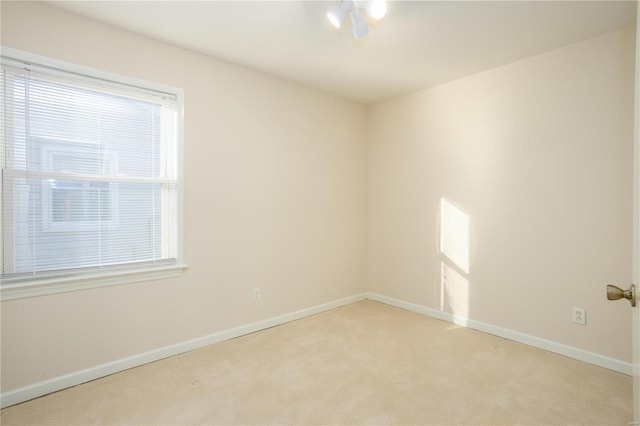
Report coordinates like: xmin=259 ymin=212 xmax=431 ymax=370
xmin=48 ymin=1 xmax=637 ymax=104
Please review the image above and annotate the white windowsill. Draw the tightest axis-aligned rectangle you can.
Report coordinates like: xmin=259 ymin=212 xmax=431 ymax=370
xmin=1 ymin=264 xmax=188 ymax=301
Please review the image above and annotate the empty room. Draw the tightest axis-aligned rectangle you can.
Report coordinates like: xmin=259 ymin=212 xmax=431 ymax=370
xmin=1 ymin=1 xmax=639 ymax=424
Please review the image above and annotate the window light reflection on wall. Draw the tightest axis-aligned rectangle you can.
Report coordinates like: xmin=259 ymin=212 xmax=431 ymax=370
xmin=440 ymin=198 xmax=470 ymax=274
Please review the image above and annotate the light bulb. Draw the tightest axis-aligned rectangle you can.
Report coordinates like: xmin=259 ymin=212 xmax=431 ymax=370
xmin=367 ymin=0 xmax=387 ymax=20
xmin=327 ymin=11 xmax=342 ymax=28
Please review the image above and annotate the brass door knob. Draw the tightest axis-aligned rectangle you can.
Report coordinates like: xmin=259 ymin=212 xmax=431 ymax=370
xmin=606 ymin=284 xmax=636 ymax=307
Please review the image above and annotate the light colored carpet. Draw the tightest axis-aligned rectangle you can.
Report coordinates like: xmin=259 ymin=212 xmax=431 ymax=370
xmin=1 ymin=300 xmax=633 ymax=425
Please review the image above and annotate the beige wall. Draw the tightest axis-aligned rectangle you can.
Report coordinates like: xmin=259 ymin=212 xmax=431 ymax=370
xmin=0 ymin=2 xmax=367 ymax=392
xmin=1 ymin=0 xmax=636 ymax=399
xmin=368 ymin=26 xmax=635 ymax=361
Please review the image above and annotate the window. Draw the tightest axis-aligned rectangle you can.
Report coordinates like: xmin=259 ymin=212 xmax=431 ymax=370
xmin=1 ymin=48 xmax=185 ymax=299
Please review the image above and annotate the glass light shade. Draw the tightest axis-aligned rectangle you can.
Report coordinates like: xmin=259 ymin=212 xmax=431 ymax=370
xmin=327 ymin=0 xmax=354 ymax=29
xmin=350 ymin=9 xmax=369 ymax=39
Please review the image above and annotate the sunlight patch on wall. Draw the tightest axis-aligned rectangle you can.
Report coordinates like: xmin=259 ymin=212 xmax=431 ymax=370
xmin=440 ymin=261 xmax=470 ymax=321
xmin=440 ymin=198 xmax=470 ymax=274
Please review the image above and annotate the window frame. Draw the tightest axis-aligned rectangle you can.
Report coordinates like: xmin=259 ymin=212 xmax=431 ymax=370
xmin=1 ymin=47 xmax=187 ymax=301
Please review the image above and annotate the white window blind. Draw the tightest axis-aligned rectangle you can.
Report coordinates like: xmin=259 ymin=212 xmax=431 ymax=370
xmin=1 ymin=52 xmax=181 ymax=290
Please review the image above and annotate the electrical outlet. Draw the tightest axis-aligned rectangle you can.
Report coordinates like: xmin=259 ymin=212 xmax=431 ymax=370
xmin=252 ymin=287 xmax=261 ymax=302
xmin=572 ymin=307 xmax=586 ymax=325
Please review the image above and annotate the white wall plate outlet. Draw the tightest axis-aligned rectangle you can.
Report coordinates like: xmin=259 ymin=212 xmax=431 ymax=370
xmin=572 ymin=307 xmax=586 ymax=325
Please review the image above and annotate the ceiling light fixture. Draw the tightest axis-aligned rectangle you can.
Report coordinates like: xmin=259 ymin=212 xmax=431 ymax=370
xmin=327 ymin=0 xmax=387 ymax=39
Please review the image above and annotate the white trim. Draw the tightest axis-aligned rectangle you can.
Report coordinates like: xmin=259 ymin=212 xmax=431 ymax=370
xmin=1 ymin=264 xmax=189 ymax=301
xmin=367 ymin=292 xmax=633 ymax=376
xmin=0 ymin=293 xmax=367 ymax=409
xmin=4 ymin=169 xmax=174 ymax=185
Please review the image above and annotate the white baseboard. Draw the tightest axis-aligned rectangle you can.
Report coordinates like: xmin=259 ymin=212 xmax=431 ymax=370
xmin=366 ymin=292 xmax=633 ymax=376
xmin=3 ymin=291 xmax=630 ymax=409
xmin=0 ymin=293 xmax=367 ymax=409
